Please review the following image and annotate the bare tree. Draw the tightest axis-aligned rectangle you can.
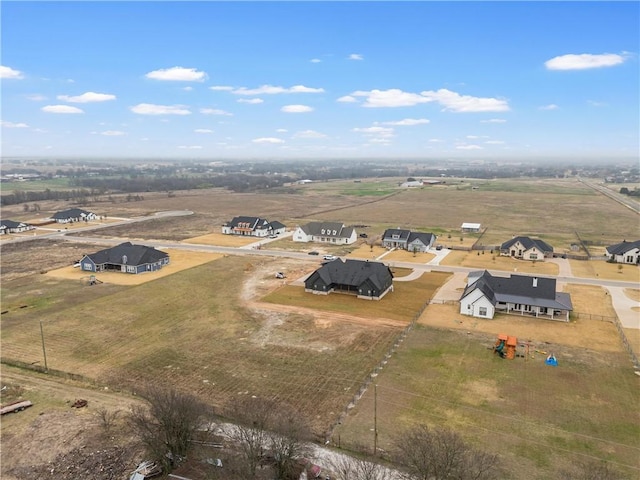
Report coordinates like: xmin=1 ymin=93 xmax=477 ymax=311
xmin=128 ymin=384 xmax=213 ymax=472
xmin=328 ymin=446 xmax=392 ymax=480
xmin=393 ymin=424 xmax=500 ymax=480
xmin=225 ymin=396 xmax=275 ymax=478
xmin=96 ymin=407 xmax=120 ymax=433
xmin=267 ymin=404 xmax=312 ymax=480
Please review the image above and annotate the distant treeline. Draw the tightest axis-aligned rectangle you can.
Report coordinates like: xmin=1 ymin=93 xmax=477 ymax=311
xmin=0 ymin=173 xmax=292 ymax=206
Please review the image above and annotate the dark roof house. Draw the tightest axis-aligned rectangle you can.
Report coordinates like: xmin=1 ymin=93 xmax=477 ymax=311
xmin=500 ymin=236 xmax=554 ymax=260
xmin=80 ymin=242 xmax=170 ymax=274
xmin=605 ymin=240 xmax=640 ymax=264
xmin=222 ymin=216 xmax=286 ymax=237
xmin=52 ymin=208 xmax=97 ymax=223
xmin=382 ymin=229 xmax=436 ymax=252
xmin=460 ymin=270 xmax=572 ymax=321
xmin=304 ymin=258 xmax=394 ymax=300
xmin=0 ymin=219 xmax=34 ymax=234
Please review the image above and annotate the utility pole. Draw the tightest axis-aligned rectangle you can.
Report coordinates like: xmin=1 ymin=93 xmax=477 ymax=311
xmin=40 ymin=320 xmax=48 ymax=372
xmin=373 ymin=383 xmax=378 ymax=456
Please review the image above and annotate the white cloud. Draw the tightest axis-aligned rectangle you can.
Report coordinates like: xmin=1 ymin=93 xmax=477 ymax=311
xmin=200 ymin=108 xmax=233 ymax=116
xmin=545 ymin=53 xmax=627 ymax=70
xmin=252 ymin=137 xmax=285 ymax=144
xmin=481 ymin=118 xmax=507 ymax=123
xmin=42 ymin=105 xmax=84 ymax=114
xmin=281 ymin=104 xmax=314 ymax=113
xmin=293 ymin=129 xmax=328 ymax=139
xmin=194 ymin=128 xmax=213 ymax=133
xmin=466 ymin=135 xmax=488 ymax=139
xmin=587 ymin=100 xmax=608 ymax=107
xmin=145 ymin=66 xmax=207 ymax=81
xmin=1 ymin=121 xmax=29 ymax=128
xmin=456 ymin=145 xmax=483 ymax=150
xmin=57 ymin=92 xmax=116 ymax=103
xmin=183 ymin=86 xmax=193 ymax=91
xmin=352 ymin=126 xmax=395 ymax=139
xmin=177 ymin=145 xmax=203 ymax=149
xmin=209 ymin=85 xmax=234 ymax=91
xmin=310 ymin=58 xmax=322 ymax=63
xmin=379 ymin=118 xmax=430 ymax=126
xmin=26 ymin=94 xmax=46 ymax=101
xmin=237 ymin=98 xmax=264 ymax=104
xmin=352 ymin=89 xmax=433 ymax=108
xmin=276 ymin=128 xmax=288 ymax=133
xmin=0 ymin=65 xmax=24 ymax=79
xmin=337 ymin=95 xmax=358 ymax=103
xmin=421 ymin=89 xmax=510 ymax=112
xmin=232 ymin=84 xmax=324 ymax=95
xmin=485 ymin=140 xmax=505 ymax=145
xmin=130 ymin=103 xmax=191 ymax=115
xmin=428 ymin=138 xmax=444 ymax=143
xmin=348 ymin=54 xmax=364 ymax=61
xmin=100 ymin=130 xmax=126 ymax=136
xmin=539 ymin=104 xmax=559 ymax=110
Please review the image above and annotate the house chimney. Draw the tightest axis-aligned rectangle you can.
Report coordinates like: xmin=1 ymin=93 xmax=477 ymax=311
xmin=532 ymin=277 xmax=538 ymax=287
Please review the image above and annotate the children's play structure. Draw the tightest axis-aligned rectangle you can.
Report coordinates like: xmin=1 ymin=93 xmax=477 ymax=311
xmin=493 ymin=333 xmax=517 ymax=359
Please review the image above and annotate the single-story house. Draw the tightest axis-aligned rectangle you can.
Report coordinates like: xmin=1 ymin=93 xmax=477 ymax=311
xmin=500 ymin=236 xmax=554 ymax=261
xmin=52 ymin=208 xmax=97 ymax=223
xmin=304 ymin=258 xmax=394 ymax=300
xmin=400 ymin=180 xmax=424 ymax=188
xmin=0 ymin=219 xmax=35 ymax=234
xmin=605 ymin=240 xmax=640 ymax=264
xmin=382 ymin=229 xmax=436 ymax=252
xmin=459 ymin=270 xmax=573 ymax=321
xmin=80 ymin=242 xmax=170 ymax=274
xmin=293 ymin=221 xmax=357 ymax=245
xmin=461 ymin=222 xmax=482 ymax=233
xmin=221 ymin=216 xmax=286 ymax=237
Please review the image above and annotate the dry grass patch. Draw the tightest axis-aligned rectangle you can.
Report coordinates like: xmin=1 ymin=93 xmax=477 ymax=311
xmin=182 ymin=232 xmax=259 ymax=247
xmin=625 ymin=288 xmax=640 ymax=302
xmin=261 ymin=271 xmax=451 ymax=323
xmin=440 ymin=250 xmax=559 ymax=275
xmin=380 ymin=249 xmax=436 ymax=263
xmin=44 ymin=249 xmax=222 ymax=286
xmin=569 ymin=259 xmax=640 ymax=281
xmin=347 ymin=245 xmax=388 ymax=260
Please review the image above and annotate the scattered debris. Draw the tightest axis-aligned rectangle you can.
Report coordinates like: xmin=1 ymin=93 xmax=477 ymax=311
xmin=1 ymin=399 xmax=33 ymax=415
xmin=129 ymin=460 xmax=162 ymax=480
xmin=71 ymin=399 xmax=88 ymax=408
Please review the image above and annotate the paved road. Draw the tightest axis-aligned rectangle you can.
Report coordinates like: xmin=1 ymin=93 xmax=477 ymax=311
xmin=6 ymin=211 xmax=639 ymax=328
xmin=579 ymin=178 xmax=640 ymax=214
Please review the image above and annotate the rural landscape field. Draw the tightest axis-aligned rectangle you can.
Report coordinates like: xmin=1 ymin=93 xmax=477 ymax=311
xmin=1 ymin=167 xmax=639 ymax=479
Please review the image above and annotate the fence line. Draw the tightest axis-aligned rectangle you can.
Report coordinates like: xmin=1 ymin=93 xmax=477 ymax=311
xmin=611 ymin=316 xmax=640 ymax=369
xmin=325 ymin=296 xmax=432 ymax=444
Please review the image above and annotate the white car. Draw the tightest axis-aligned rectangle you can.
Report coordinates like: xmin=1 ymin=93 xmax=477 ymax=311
xmin=323 ymin=255 xmax=337 ymax=261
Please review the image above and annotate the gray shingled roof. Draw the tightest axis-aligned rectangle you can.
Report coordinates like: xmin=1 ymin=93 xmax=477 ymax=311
xmin=0 ymin=219 xmax=27 ymax=229
xmin=52 ymin=208 xmax=94 ymax=220
xmin=300 ymin=221 xmax=354 ymax=239
xmin=311 ymin=259 xmax=393 ymax=290
xmin=407 ymin=232 xmax=435 ymax=245
xmin=462 ymin=270 xmax=572 ymax=310
xmin=606 ymin=240 xmax=640 ymax=255
xmin=382 ymin=229 xmax=411 ymax=241
xmin=500 ymin=236 xmax=554 ymax=253
xmin=85 ymin=242 xmax=168 ymax=266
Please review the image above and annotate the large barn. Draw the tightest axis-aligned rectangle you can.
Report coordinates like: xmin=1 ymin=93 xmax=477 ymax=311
xmin=304 ymin=258 xmax=394 ymax=300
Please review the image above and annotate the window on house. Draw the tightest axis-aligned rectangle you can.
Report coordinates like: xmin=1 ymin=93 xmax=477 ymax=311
xmin=479 ymin=307 xmax=487 ymax=316
xmin=530 ymin=253 xmax=538 ymax=260
xmin=392 ymin=234 xmax=399 ymax=239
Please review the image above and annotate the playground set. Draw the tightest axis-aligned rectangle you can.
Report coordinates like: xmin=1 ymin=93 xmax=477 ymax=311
xmin=493 ymin=333 xmax=558 ymax=366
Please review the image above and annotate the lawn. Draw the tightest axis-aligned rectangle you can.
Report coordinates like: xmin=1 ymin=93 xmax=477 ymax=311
xmin=0 ymin=256 xmax=410 ymax=435
xmin=335 ymin=324 xmax=640 ymax=479
xmin=440 ymin=250 xmax=560 ymax=275
xmin=261 ymin=271 xmax=451 ymax=323
xmin=569 ymin=259 xmax=640 ymax=282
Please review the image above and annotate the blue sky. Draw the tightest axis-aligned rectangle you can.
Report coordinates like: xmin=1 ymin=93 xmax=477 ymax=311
xmin=1 ymin=1 xmax=638 ymax=160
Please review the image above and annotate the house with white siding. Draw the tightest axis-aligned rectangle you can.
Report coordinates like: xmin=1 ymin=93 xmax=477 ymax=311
xmin=605 ymin=240 xmax=640 ymax=264
xmin=459 ymin=270 xmax=573 ymax=321
xmin=293 ymin=221 xmax=357 ymax=245
xmin=222 ymin=216 xmax=286 ymax=237
xmin=500 ymin=236 xmax=554 ymax=261
xmin=381 ymin=228 xmax=436 ymax=252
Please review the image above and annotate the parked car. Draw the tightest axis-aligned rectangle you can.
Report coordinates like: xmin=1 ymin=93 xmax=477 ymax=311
xmin=308 ymin=251 xmax=319 ymax=255
xmin=435 ymin=245 xmax=443 ymax=251
xmin=323 ymin=255 xmax=337 ymax=261
xmin=359 ymin=233 xmax=368 ymax=238
xmin=275 ymin=272 xmax=286 ymax=279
